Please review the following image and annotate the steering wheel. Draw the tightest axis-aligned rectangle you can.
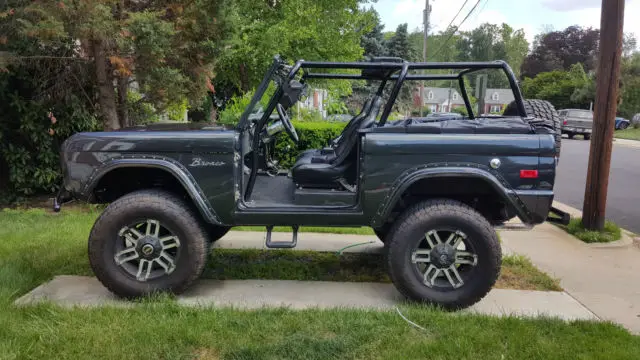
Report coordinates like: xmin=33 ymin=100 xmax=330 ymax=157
xmin=276 ymin=103 xmax=299 ymax=143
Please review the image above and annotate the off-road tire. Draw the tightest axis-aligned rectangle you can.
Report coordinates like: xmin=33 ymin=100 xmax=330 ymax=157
xmin=567 ymin=133 xmax=574 ymax=139
xmin=504 ymin=99 xmax=561 ymax=155
xmin=584 ymin=134 xmax=591 ymax=141
xmin=386 ymin=199 xmax=501 ymax=310
xmin=88 ymin=189 xmax=208 ymax=298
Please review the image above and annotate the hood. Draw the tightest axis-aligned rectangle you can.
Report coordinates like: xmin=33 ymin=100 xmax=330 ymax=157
xmin=120 ymin=121 xmax=233 ymax=132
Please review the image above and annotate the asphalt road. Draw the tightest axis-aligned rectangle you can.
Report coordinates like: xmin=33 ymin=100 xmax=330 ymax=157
xmin=554 ymin=138 xmax=640 ymax=233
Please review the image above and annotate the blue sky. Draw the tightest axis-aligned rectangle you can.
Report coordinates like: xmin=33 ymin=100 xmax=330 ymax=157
xmin=371 ymin=0 xmax=639 ymax=44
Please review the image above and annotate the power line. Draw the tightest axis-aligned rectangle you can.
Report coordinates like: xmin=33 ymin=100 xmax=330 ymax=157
xmin=427 ymin=0 xmax=486 ymax=60
xmin=441 ymin=0 xmax=470 ymax=33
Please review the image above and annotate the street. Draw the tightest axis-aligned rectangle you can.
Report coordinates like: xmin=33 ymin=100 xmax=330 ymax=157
xmin=555 ymin=138 xmax=640 ymax=233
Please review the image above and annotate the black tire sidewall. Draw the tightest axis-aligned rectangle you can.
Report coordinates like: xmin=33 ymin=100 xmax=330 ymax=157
xmin=89 ymin=191 xmax=208 ymax=297
xmin=387 ymin=201 xmax=501 ymax=309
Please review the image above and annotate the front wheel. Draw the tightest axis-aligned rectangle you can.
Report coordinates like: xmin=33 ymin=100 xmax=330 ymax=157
xmin=386 ymin=199 xmax=501 ymax=310
xmin=88 ymin=189 xmax=209 ymax=298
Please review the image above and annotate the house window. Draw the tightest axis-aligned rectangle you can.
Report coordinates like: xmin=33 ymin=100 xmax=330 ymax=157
xmin=490 ymin=105 xmax=502 ymax=113
xmin=452 ymin=93 xmax=458 ymax=100
xmin=492 ymin=92 xmax=499 ymax=101
xmin=428 ymin=91 xmax=434 ymax=100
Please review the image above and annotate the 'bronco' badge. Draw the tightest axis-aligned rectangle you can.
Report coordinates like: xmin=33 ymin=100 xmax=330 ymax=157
xmin=189 ymin=157 xmax=225 ymax=167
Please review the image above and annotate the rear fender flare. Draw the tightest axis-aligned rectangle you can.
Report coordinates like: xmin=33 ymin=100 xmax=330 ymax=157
xmin=83 ymin=155 xmax=222 ymax=225
xmin=370 ymin=165 xmax=532 ymax=227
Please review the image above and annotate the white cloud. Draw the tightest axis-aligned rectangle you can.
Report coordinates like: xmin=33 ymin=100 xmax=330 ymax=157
xmin=542 ymin=0 xmax=601 ymax=12
xmin=376 ymin=0 xmax=640 ymax=51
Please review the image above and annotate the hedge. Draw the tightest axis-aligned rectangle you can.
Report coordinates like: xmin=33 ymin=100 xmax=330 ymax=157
xmin=274 ymin=121 xmax=344 ymax=169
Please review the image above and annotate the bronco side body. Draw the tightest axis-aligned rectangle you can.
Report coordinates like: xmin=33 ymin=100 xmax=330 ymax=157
xmin=57 ymin=56 xmax=566 ymax=309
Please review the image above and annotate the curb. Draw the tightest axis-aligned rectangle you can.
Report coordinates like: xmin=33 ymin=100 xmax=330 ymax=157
xmin=552 ymin=201 xmax=636 ymax=249
xmin=612 ymin=138 xmax=640 ymax=149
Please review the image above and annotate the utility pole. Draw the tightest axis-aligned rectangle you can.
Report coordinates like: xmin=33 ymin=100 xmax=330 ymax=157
xmin=582 ymin=0 xmax=625 ymax=230
xmin=420 ymin=0 xmax=430 ymax=116
xmin=423 ymin=0 xmax=429 ymax=62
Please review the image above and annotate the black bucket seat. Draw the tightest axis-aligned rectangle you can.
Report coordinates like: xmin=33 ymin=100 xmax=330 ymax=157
xmin=291 ymin=96 xmax=383 ymax=188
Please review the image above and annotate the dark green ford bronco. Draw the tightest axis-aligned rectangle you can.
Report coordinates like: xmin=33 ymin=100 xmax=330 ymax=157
xmin=57 ymin=57 xmax=567 ymax=309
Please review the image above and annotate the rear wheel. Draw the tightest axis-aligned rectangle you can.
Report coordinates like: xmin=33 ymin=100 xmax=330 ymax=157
xmin=567 ymin=133 xmax=574 ymax=139
xmin=88 ymin=189 xmax=209 ymax=298
xmin=386 ymin=199 xmax=501 ymax=310
xmin=504 ymin=99 xmax=561 ymax=156
xmin=584 ymin=134 xmax=591 ymax=140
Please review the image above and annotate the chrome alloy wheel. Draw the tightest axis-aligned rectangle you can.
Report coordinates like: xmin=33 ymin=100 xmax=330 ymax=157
xmin=113 ymin=219 xmax=181 ymax=282
xmin=411 ymin=229 xmax=478 ymax=289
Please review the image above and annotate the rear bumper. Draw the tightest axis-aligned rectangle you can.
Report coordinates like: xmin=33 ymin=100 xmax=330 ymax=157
xmin=513 ymin=190 xmax=554 ymax=224
xmin=562 ymin=127 xmax=592 ymax=134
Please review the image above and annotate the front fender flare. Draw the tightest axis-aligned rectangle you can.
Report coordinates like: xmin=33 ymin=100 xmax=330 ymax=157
xmin=83 ymin=156 xmax=222 ymax=225
xmin=370 ymin=166 xmax=533 ymax=227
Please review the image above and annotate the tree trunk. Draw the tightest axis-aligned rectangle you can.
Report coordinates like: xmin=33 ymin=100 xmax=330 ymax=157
xmin=117 ymin=76 xmax=129 ymax=128
xmin=92 ymin=39 xmax=120 ymax=131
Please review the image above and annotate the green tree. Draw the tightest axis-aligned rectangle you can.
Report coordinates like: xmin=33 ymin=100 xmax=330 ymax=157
xmin=3 ymin=1 xmax=228 ymax=130
xmin=619 ymin=52 xmax=640 ymax=119
xmin=214 ymin=0 xmax=371 ymax=100
xmin=386 ymin=23 xmax=414 ymax=60
xmin=522 ymin=63 xmax=592 ymax=109
xmin=361 ymin=8 xmax=386 ymax=58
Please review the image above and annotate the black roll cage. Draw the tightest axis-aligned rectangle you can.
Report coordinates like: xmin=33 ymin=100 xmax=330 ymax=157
xmin=239 ymin=56 xmax=527 ymax=129
xmin=240 ymin=56 xmax=527 ymax=199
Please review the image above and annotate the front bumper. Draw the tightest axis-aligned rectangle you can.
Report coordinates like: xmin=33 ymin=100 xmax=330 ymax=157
xmin=53 ymin=187 xmax=73 ymax=212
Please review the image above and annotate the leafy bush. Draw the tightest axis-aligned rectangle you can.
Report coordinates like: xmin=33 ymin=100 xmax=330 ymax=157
xmin=218 ymin=91 xmax=254 ymax=125
xmin=292 ymin=108 xmax=324 ymax=122
xmin=166 ymin=99 xmax=188 ymax=121
xmin=451 ymin=107 xmax=469 ymax=116
xmin=127 ymin=91 xmax=160 ymax=125
xmin=274 ymin=122 xmax=344 ymax=168
xmin=410 ymin=107 xmax=432 ymax=116
xmin=0 ymin=71 xmax=99 ymax=197
xmin=565 ymin=218 xmax=622 ymax=243
xmin=326 ymin=99 xmax=349 ymax=115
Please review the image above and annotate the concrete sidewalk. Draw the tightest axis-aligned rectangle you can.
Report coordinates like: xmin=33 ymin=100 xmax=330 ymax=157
xmin=613 ymin=138 xmax=640 ymax=149
xmin=17 ymin=221 xmax=632 ymax=327
xmin=500 ymin=221 xmax=640 ymax=333
xmin=16 ymin=276 xmax=596 ymax=321
xmin=213 ymin=231 xmax=384 ymax=253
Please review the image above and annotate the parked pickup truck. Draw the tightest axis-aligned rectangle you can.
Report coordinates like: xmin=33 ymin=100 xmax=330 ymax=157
xmin=559 ymin=109 xmax=593 ymax=140
xmin=56 ymin=56 xmax=568 ymax=309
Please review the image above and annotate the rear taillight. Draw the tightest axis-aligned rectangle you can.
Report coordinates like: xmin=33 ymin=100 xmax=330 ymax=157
xmin=520 ymin=170 xmax=539 ymax=179
xmin=563 ymin=120 xmax=567 ymax=125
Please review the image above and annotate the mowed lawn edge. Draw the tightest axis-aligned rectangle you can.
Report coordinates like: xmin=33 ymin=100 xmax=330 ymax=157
xmin=0 ymin=209 xmax=638 ymax=359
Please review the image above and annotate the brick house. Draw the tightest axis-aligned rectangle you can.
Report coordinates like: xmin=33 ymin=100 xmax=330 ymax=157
xmin=415 ymin=87 xmax=466 ymax=113
xmin=481 ymin=89 xmax=514 ymax=114
xmin=415 ymin=87 xmax=515 ymax=114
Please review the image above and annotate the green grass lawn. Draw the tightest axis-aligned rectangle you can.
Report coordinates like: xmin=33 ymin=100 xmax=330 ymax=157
xmin=562 ymin=217 xmax=622 ymax=243
xmin=0 ymin=208 xmax=638 ymax=359
xmin=615 ymin=127 xmax=640 ymax=141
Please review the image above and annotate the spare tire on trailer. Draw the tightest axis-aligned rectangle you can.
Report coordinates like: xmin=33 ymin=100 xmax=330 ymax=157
xmin=503 ymin=99 xmax=561 ymax=156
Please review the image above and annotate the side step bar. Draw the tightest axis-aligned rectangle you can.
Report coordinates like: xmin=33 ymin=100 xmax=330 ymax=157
xmin=265 ymin=225 xmax=299 ymax=248
xmin=547 ymin=206 xmax=571 ymax=225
